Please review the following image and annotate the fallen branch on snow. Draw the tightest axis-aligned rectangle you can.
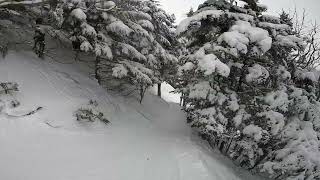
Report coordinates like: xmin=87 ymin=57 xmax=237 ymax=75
xmin=5 ymin=107 xmax=43 ymax=117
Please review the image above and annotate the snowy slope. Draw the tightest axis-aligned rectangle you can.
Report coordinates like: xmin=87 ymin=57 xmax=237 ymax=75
xmin=0 ymin=52 xmax=262 ymax=180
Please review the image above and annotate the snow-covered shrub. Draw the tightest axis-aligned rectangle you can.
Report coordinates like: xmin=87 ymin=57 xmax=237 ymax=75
xmin=0 ymin=82 xmax=19 ymax=112
xmin=0 ymin=82 xmax=18 ymax=94
xmin=75 ymin=100 xmax=109 ymax=124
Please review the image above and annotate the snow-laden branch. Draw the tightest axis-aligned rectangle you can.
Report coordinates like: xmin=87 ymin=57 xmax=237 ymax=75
xmin=79 ymin=1 xmax=116 ymax=13
xmin=0 ymin=0 xmax=49 ymax=7
xmin=96 ymin=4 xmax=116 ymax=12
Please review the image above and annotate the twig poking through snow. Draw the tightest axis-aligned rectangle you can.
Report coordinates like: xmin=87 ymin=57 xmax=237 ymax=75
xmin=45 ymin=122 xmax=62 ymax=128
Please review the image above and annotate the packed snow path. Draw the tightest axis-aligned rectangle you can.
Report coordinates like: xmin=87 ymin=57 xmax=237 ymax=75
xmin=0 ymin=52 xmax=260 ymax=180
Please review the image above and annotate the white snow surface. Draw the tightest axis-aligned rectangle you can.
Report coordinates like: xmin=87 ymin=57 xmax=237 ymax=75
xmin=150 ymin=82 xmax=181 ymax=104
xmin=0 ymin=52 xmax=262 ymax=180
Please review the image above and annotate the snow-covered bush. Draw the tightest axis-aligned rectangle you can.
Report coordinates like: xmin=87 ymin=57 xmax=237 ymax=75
xmin=75 ymin=100 xmax=109 ymax=124
xmin=0 ymin=82 xmax=18 ymax=94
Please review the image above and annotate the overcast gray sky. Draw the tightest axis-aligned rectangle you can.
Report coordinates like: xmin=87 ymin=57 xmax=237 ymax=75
xmin=159 ymin=0 xmax=320 ymax=24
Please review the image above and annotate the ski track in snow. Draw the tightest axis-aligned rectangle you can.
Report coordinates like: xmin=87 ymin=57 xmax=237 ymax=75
xmin=0 ymin=52 xmax=262 ymax=180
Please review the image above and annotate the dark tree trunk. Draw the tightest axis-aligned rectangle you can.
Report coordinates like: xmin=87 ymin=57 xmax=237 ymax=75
xmin=182 ymin=94 xmax=187 ymax=109
xmin=317 ymin=81 xmax=320 ymax=100
xmin=95 ymin=56 xmax=101 ymax=85
xmin=157 ymin=83 xmax=161 ymax=97
xmin=139 ymin=84 xmax=147 ymax=104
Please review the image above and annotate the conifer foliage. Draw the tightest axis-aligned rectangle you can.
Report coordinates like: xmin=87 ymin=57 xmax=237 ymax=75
xmin=176 ymin=0 xmax=320 ymax=179
xmin=50 ymin=0 xmax=177 ymax=102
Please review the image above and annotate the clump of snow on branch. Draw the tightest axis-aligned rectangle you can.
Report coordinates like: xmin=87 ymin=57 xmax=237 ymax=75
xmin=245 ymin=64 xmax=269 ymax=83
xmin=176 ymin=10 xmax=223 ymax=35
xmin=106 ymin=21 xmax=133 ymax=36
xmin=243 ymin=124 xmax=264 ymax=142
xmin=178 ymin=62 xmax=195 ymax=75
xmin=219 ymin=21 xmax=272 ymax=55
xmin=112 ymin=64 xmax=128 ymax=78
xmin=70 ymin=8 xmax=87 ymax=21
xmin=197 ymin=54 xmax=230 ymax=77
xmin=80 ymin=41 xmax=93 ymax=52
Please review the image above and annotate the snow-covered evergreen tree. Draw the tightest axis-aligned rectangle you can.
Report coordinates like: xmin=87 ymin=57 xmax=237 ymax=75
xmin=51 ymin=0 xmax=174 ymax=102
xmin=176 ymin=0 xmax=320 ymax=179
xmin=142 ymin=0 xmax=178 ymax=97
